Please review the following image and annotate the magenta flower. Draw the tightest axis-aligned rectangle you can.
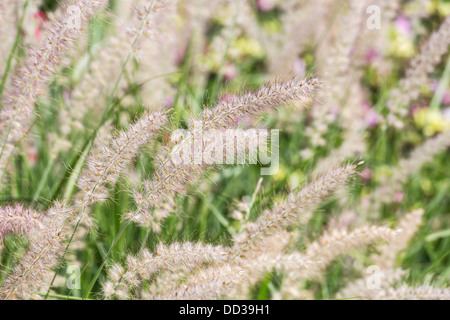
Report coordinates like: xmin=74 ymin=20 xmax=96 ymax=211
xmin=365 ymin=48 xmax=379 ymax=65
xmin=33 ymin=10 xmax=47 ymax=42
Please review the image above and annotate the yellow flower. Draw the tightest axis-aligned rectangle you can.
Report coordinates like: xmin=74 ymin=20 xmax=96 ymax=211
xmin=375 ymin=165 xmax=393 ymax=180
xmin=234 ymin=37 xmax=265 ymax=59
xmin=261 ymin=19 xmax=282 ymax=34
xmin=414 ymin=108 xmax=449 ymax=136
xmin=420 ymin=179 xmax=433 ymax=195
xmin=436 ymin=1 xmax=450 ymax=16
xmin=274 ymin=164 xmax=287 ymax=182
xmin=389 ymin=32 xmax=415 ymax=58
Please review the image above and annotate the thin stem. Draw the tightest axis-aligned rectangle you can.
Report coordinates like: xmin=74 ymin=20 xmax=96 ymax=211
xmin=39 ymin=292 xmax=91 ymax=300
xmin=0 ymin=0 xmax=29 ymax=100
xmin=44 ymin=218 xmax=82 ymax=299
xmin=44 ymin=1 xmax=157 ymax=298
xmin=209 ymin=3 xmax=239 ymax=101
xmin=83 ymin=221 xmax=131 ymax=299
xmin=32 ymin=157 xmax=56 ymax=202
xmin=430 ymin=55 xmax=450 ymax=110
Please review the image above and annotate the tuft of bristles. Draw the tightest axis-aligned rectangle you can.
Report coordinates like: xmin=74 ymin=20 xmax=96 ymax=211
xmin=200 ymin=77 xmax=320 ymax=130
xmin=0 ymin=206 xmax=44 ymax=242
xmin=103 ymin=242 xmax=229 ymax=299
xmin=155 ymin=264 xmax=246 ymax=300
xmin=232 ymin=163 xmax=362 ymax=258
xmin=305 ymin=226 xmax=400 ymax=273
xmin=373 ymin=285 xmax=450 ymax=300
xmin=0 ymin=0 xmax=108 ymax=185
xmin=0 ymin=202 xmax=72 ymax=300
xmin=76 ymin=112 xmax=167 ymax=211
xmin=387 ymin=16 xmax=450 ymax=126
xmin=128 ymin=77 xmax=320 ymax=228
xmin=372 ymin=209 xmax=424 ymax=269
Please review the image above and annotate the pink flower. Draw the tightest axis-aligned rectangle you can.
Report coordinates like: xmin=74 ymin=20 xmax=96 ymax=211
xmin=362 ymin=102 xmax=382 ymax=128
xmin=256 ymin=0 xmax=276 ymax=11
xmin=223 ymin=63 xmax=238 ymax=81
xmin=393 ymin=192 xmax=404 ymax=203
xmin=361 ymin=168 xmax=372 ymax=182
xmin=27 ymin=149 xmax=39 ymax=166
xmin=395 ymin=16 xmax=412 ymax=36
xmin=33 ymin=10 xmax=47 ymax=42
xmin=365 ymin=48 xmax=379 ymax=65
xmin=164 ymin=96 xmax=174 ymax=108
xmin=443 ymin=92 xmax=450 ymax=105
xmin=366 ymin=110 xmax=381 ymax=128
xmin=430 ymin=80 xmax=439 ymax=92
xmin=293 ymin=59 xmax=306 ymax=78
